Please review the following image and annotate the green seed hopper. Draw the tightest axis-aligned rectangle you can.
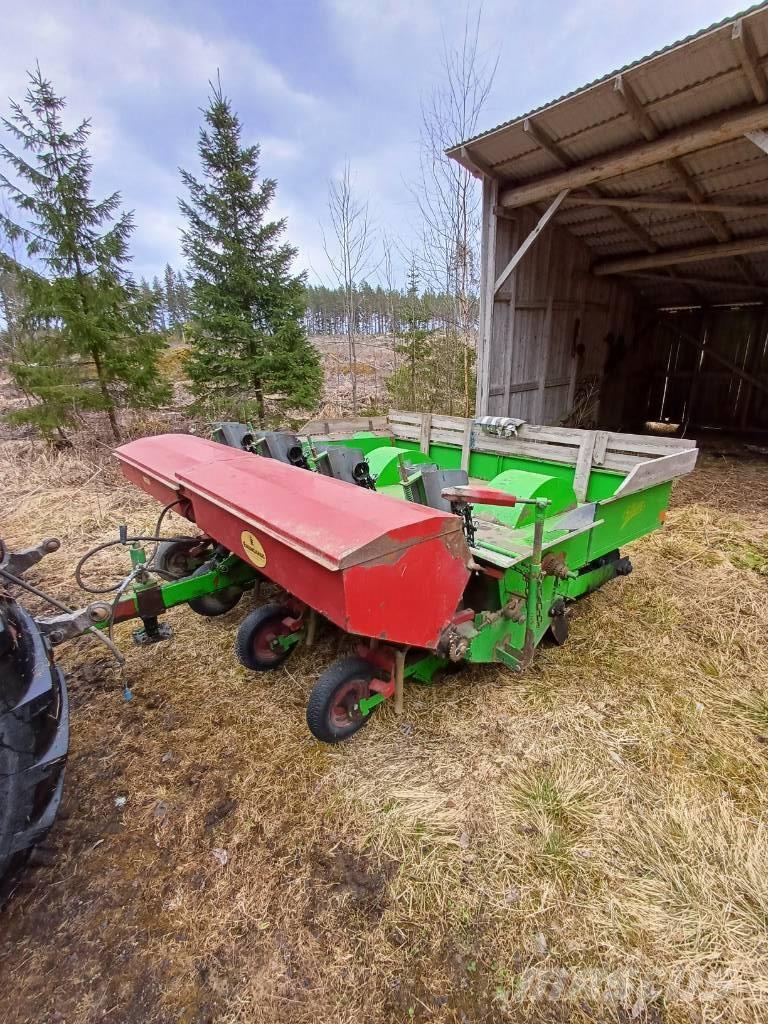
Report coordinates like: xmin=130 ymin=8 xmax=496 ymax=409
xmin=293 ymin=410 xmax=698 ymax=711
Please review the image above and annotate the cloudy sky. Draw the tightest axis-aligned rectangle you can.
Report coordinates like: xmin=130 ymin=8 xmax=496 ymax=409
xmin=0 ymin=0 xmax=748 ymax=285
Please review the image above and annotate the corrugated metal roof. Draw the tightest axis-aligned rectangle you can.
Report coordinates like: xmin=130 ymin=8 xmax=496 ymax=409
xmin=447 ymin=2 xmax=768 ymax=152
xmin=448 ymin=4 xmax=768 ymax=306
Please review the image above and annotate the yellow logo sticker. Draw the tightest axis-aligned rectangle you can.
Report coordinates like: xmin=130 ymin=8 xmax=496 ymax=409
xmin=241 ymin=530 xmax=267 ymax=568
xmin=621 ymin=500 xmax=646 ymax=528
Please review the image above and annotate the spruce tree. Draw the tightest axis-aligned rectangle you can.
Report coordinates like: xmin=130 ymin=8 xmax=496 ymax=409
xmin=180 ymin=82 xmax=321 ymax=424
xmin=392 ymin=263 xmax=432 ymax=409
xmin=0 ymin=68 xmax=169 ymax=441
xmin=163 ymin=263 xmax=179 ymax=329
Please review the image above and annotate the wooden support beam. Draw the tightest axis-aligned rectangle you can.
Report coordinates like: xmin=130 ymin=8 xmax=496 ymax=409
xmin=614 ymin=73 xmax=761 ymax=287
xmin=523 ymin=118 xmax=570 ymax=168
xmin=499 ymin=103 xmax=768 ymax=209
xmin=668 ymin=158 xmax=731 ymax=242
xmin=732 ymin=19 xmax=768 ymax=104
xmin=606 ymin=203 xmax=659 ymax=252
xmin=594 ymin=236 xmax=768 ymax=276
xmin=562 ymin=194 xmax=768 ymax=216
xmin=501 ymin=219 xmax=520 ymax=414
xmin=614 ymin=75 xmax=658 ymax=142
xmin=614 ymin=76 xmax=739 ymax=242
xmin=493 ymin=189 xmax=569 ymax=293
xmin=476 ymin=177 xmax=499 ymax=415
xmin=525 ymin=114 xmax=658 ymax=252
xmin=460 ymin=145 xmax=498 ymax=180
xmin=626 ymin=271 xmax=768 ymax=295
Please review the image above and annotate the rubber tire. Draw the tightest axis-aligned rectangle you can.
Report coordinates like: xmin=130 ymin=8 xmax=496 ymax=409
xmin=306 ymin=656 xmax=377 ymax=744
xmin=187 ymin=563 xmax=243 ymax=617
xmin=0 ymin=601 xmax=68 ymax=907
xmin=153 ymin=540 xmax=205 ymax=582
xmin=235 ymin=604 xmax=295 ymax=671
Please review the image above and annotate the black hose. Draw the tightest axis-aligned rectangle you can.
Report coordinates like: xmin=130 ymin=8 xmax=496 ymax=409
xmin=74 ymin=534 xmax=200 ymax=594
xmin=74 ymin=497 xmax=200 ymax=594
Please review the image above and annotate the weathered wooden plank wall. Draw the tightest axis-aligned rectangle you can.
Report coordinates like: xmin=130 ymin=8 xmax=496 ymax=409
xmin=480 ymin=200 xmax=637 ymax=426
xmin=645 ymin=309 xmax=768 ymax=431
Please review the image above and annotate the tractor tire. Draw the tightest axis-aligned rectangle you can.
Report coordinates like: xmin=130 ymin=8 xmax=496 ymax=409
xmin=0 ymin=599 xmax=68 ymax=906
xmin=235 ymin=604 xmax=296 ymax=671
xmin=306 ymin=656 xmax=377 ymax=744
xmin=187 ymin=563 xmax=243 ymax=617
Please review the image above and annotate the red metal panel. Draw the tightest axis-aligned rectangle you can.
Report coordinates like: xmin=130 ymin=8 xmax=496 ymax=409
xmin=115 ymin=434 xmax=252 ymax=508
xmin=177 ymin=452 xmax=464 ymax=570
xmin=114 ymin=434 xmax=471 ymax=649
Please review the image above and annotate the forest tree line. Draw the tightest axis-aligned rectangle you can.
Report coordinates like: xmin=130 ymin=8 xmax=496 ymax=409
xmin=130 ymin=274 xmax=472 ymax=340
xmin=302 ymin=283 xmax=471 ymax=338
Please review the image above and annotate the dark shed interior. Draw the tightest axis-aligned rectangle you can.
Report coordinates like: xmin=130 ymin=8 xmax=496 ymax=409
xmin=448 ymin=3 xmax=768 ymax=436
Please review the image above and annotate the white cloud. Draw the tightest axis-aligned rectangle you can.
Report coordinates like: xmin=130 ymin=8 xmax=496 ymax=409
xmin=260 ymin=136 xmax=304 ymax=166
xmin=0 ymin=5 xmax=321 ymax=115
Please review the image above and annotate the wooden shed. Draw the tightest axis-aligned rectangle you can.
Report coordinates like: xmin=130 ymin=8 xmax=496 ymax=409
xmin=447 ymin=3 xmax=768 ymax=435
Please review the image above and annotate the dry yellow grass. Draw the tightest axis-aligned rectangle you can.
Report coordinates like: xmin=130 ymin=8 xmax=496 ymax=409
xmin=1 ymin=435 xmax=767 ymax=1023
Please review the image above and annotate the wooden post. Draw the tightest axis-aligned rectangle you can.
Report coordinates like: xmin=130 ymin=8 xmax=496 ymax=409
xmin=593 ymin=235 xmax=768 ymax=276
xmin=501 ymin=218 xmax=520 ymax=415
xmin=476 ymin=178 xmax=498 ymax=415
xmin=460 ymin=418 xmax=473 ymax=472
xmin=393 ymin=649 xmax=406 ymax=716
xmin=572 ymin=432 xmax=597 ymax=502
xmin=536 ymin=295 xmax=555 ymax=423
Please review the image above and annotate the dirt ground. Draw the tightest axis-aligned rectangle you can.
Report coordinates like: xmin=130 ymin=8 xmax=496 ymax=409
xmin=1 ymin=423 xmax=767 ymax=1024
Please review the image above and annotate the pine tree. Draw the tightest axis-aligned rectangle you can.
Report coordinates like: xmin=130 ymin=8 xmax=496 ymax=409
xmin=0 ymin=68 xmax=169 ymax=441
xmin=180 ymin=81 xmax=321 ymax=424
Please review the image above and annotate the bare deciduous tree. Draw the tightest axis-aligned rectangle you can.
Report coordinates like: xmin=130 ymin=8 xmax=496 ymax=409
xmin=322 ymin=162 xmax=377 ymax=415
xmin=410 ymin=6 xmax=497 ymax=416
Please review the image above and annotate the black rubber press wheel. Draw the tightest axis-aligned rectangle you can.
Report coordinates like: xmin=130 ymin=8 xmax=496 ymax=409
xmin=187 ymin=563 xmax=243 ymax=617
xmin=545 ymin=598 xmax=569 ymax=646
xmin=306 ymin=657 xmax=377 ymax=744
xmin=235 ymin=604 xmax=297 ymax=671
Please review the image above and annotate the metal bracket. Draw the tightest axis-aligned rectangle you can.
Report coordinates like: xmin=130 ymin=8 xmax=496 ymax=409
xmin=36 ymin=602 xmax=111 ymax=646
xmin=1 ymin=538 xmax=61 ymax=578
xmin=133 ymin=619 xmax=173 ymax=646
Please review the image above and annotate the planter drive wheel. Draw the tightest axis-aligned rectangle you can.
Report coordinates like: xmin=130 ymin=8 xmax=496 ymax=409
xmin=187 ymin=563 xmax=243 ymax=617
xmin=154 ymin=544 xmax=242 ymax=617
xmin=153 ymin=539 xmax=204 ymax=581
xmin=306 ymin=656 xmax=378 ymax=744
xmin=235 ymin=604 xmax=298 ymax=671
